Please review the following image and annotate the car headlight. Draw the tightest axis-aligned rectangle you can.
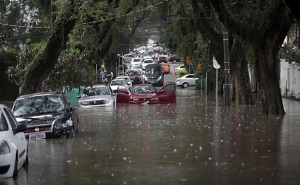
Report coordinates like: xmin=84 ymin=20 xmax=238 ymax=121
xmin=132 ymin=98 xmax=139 ymax=101
xmin=0 ymin=141 xmax=10 ymax=155
xmin=157 ymin=76 xmax=161 ymax=80
xmin=79 ymin=101 xmax=88 ymax=105
xmin=150 ymin=97 xmax=159 ymax=101
xmin=144 ymin=76 xmax=148 ymax=81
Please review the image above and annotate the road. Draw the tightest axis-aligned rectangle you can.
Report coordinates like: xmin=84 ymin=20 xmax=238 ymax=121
xmin=1 ymin=68 xmax=300 ymax=185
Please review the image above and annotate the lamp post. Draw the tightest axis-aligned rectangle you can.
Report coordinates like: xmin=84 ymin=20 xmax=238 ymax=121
xmin=117 ymin=54 xmax=121 ymax=76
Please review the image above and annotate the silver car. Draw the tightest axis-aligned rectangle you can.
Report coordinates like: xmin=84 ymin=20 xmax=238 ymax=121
xmin=78 ymin=85 xmax=116 ymax=108
xmin=176 ymin=74 xmax=199 ymax=88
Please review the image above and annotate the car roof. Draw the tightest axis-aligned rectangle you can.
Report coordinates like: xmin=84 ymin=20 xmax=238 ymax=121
xmin=92 ymin=84 xmax=108 ymax=88
xmin=0 ymin=104 xmax=8 ymax=109
xmin=116 ymin=76 xmax=130 ymax=78
xmin=15 ymin=91 xmax=61 ymax=100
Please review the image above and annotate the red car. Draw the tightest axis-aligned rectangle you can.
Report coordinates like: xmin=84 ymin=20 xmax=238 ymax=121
xmin=116 ymin=83 xmax=176 ymax=104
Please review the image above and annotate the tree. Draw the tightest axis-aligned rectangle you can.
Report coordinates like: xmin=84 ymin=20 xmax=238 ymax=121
xmin=20 ymin=0 xmax=78 ymax=94
xmin=208 ymin=0 xmax=294 ymax=114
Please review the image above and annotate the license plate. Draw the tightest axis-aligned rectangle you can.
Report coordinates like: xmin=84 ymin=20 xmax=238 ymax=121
xmin=29 ymin=133 xmax=46 ymax=140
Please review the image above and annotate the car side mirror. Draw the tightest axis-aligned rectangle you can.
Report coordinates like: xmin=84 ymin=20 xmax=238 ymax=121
xmin=16 ymin=123 xmax=27 ymax=133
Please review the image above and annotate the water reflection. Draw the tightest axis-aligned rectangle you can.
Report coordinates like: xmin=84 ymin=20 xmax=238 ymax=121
xmin=10 ymin=91 xmax=300 ymax=185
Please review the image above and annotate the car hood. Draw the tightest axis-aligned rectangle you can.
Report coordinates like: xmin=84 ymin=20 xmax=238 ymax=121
xmin=110 ymin=85 xmax=119 ymax=90
xmin=132 ymin=93 xmax=157 ymax=99
xmin=0 ymin=132 xmax=9 ymax=140
xmin=80 ymin=95 xmax=113 ymax=100
xmin=144 ymin=73 xmax=161 ymax=78
xmin=15 ymin=113 xmax=62 ymax=127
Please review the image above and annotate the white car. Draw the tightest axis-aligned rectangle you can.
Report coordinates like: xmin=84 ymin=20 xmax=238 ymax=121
xmin=115 ymin=76 xmax=132 ymax=87
xmin=130 ymin=57 xmax=142 ymax=66
xmin=110 ymin=78 xmax=130 ymax=93
xmin=130 ymin=64 xmax=143 ymax=74
xmin=79 ymin=85 xmax=116 ymax=108
xmin=176 ymin=74 xmax=199 ymax=88
xmin=142 ymin=59 xmax=155 ymax=70
xmin=0 ymin=104 xmax=28 ymax=179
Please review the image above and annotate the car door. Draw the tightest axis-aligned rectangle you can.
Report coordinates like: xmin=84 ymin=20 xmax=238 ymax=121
xmin=116 ymin=86 xmax=131 ymax=103
xmin=3 ymin=108 xmax=27 ymax=166
xmin=157 ymin=83 xmax=176 ymax=103
xmin=186 ymin=74 xmax=198 ymax=85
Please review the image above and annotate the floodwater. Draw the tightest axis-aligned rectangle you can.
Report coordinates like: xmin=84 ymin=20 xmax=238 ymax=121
xmin=1 ymin=89 xmax=300 ymax=185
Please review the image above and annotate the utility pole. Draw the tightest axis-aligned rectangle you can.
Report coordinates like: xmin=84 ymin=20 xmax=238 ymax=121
xmin=223 ymin=32 xmax=231 ymax=106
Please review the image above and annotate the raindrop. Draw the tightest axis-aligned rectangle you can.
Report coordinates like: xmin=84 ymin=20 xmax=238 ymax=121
xmin=173 ymin=149 xmax=177 ymax=153
xmin=123 ymin=157 xmax=127 ymax=161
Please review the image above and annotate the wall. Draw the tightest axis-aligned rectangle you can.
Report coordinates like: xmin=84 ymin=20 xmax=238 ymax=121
xmin=280 ymin=59 xmax=300 ymax=100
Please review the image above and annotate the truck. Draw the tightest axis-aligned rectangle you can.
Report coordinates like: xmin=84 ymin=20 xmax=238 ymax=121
xmin=142 ymin=64 xmax=164 ymax=86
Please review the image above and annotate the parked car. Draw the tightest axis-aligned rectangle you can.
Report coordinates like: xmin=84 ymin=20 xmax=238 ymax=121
xmin=78 ymin=84 xmax=116 ymax=108
xmin=158 ymin=55 xmax=169 ymax=64
xmin=176 ymin=74 xmax=199 ymax=88
xmin=116 ymin=83 xmax=176 ymax=104
xmin=143 ymin=64 xmax=164 ymax=86
xmin=130 ymin=64 xmax=143 ymax=74
xmin=142 ymin=59 xmax=155 ymax=70
xmin=110 ymin=78 xmax=130 ymax=93
xmin=115 ymin=75 xmax=132 ymax=87
xmin=130 ymin=57 xmax=142 ymax=66
xmin=122 ymin=53 xmax=136 ymax=64
xmin=126 ymin=70 xmax=143 ymax=84
xmin=174 ymin=64 xmax=187 ymax=74
xmin=12 ymin=92 xmax=79 ymax=139
xmin=0 ymin=104 xmax=28 ymax=178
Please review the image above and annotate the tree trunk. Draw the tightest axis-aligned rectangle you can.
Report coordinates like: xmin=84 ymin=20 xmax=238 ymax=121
xmin=231 ymin=43 xmax=253 ymax=105
xmin=257 ymin=41 xmax=285 ymax=114
xmin=20 ymin=3 xmax=77 ymax=95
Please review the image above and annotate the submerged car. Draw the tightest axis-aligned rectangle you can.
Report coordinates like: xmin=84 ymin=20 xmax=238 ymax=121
xmin=110 ymin=79 xmax=130 ymax=93
xmin=12 ymin=92 xmax=79 ymax=139
xmin=127 ymin=70 xmax=143 ymax=84
xmin=115 ymin=75 xmax=132 ymax=87
xmin=0 ymin=104 xmax=28 ymax=178
xmin=78 ymin=84 xmax=116 ymax=108
xmin=116 ymin=83 xmax=176 ymax=104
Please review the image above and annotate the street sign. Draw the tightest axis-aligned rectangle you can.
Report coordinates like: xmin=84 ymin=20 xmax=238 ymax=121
xmin=213 ymin=56 xmax=220 ymax=69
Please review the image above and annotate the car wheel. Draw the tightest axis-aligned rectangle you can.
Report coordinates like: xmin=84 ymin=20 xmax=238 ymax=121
xmin=13 ymin=154 xmax=18 ymax=179
xmin=23 ymin=150 xmax=29 ymax=167
xmin=182 ymin=82 xmax=189 ymax=88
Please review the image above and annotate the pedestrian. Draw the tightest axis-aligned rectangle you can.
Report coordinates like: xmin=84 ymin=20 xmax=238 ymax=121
xmin=101 ymin=70 xmax=107 ymax=84
xmin=106 ymin=70 xmax=113 ymax=85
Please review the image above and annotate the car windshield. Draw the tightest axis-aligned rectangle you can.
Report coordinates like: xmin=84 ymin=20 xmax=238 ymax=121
xmin=0 ymin=112 xmax=9 ymax=131
xmin=145 ymin=66 xmax=162 ymax=75
xmin=133 ymin=85 xmax=156 ymax=94
xmin=128 ymin=71 xmax=139 ymax=76
xmin=88 ymin=87 xmax=111 ymax=96
xmin=111 ymin=80 xmax=127 ymax=86
xmin=144 ymin=60 xmax=153 ymax=64
xmin=131 ymin=65 xmax=141 ymax=69
xmin=13 ymin=96 xmax=65 ymax=117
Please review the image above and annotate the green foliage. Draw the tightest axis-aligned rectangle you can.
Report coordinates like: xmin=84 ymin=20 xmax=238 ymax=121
xmin=6 ymin=42 xmax=45 ymax=86
xmin=6 ymin=41 xmax=94 ymax=90
xmin=280 ymin=43 xmax=300 ymax=65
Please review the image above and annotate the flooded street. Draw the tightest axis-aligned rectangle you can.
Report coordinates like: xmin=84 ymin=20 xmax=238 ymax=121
xmin=2 ymin=88 xmax=300 ymax=185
